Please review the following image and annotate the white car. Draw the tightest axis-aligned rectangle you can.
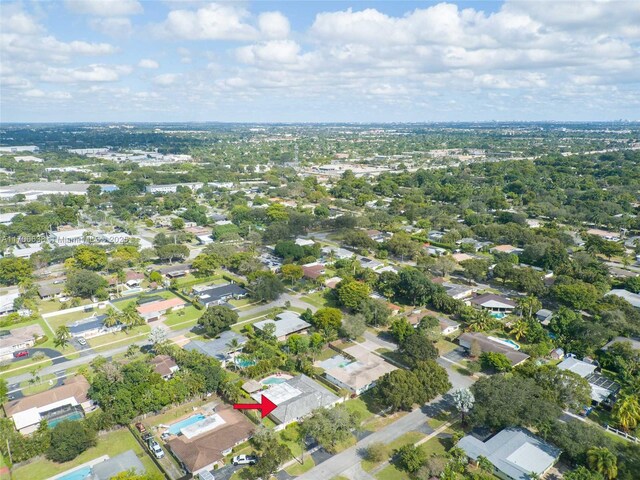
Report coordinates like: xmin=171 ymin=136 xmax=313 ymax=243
xmin=149 ymin=441 xmax=164 ymax=459
xmin=77 ymin=337 xmax=87 ymax=346
xmin=232 ymin=455 xmax=257 ymax=465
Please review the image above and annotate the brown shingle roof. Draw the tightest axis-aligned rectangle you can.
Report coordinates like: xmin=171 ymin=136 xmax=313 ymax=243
xmin=150 ymin=355 xmax=178 ymax=377
xmin=3 ymin=376 xmax=90 ymax=417
xmin=167 ymin=404 xmax=254 ymax=472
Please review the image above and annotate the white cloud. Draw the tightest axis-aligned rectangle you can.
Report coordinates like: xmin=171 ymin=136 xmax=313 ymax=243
xmin=153 ymin=73 xmax=181 ymax=86
xmin=89 ymin=17 xmax=133 ymax=37
xmin=138 ymin=59 xmax=159 ymax=69
xmin=237 ymin=40 xmax=303 ymax=66
xmin=65 ymin=0 xmax=143 ymax=17
xmin=157 ymin=3 xmax=257 ymax=40
xmin=25 ymin=89 xmax=45 ymax=97
xmin=40 ymin=64 xmax=132 ymax=83
xmin=258 ymin=11 xmax=290 ymax=39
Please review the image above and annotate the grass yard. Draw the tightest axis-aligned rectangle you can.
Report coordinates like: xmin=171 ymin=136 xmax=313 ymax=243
xmin=47 ymin=309 xmax=97 ymax=330
xmin=344 ymin=397 xmax=375 ymax=425
xmin=375 ymin=463 xmax=411 ymax=480
xmin=285 ymin=456 xmax=316 ymax=476
xmin=164 ymin=305 xmax=202 ymax=328
xmin=87 ymin=325 xmax=150 ymax=350
xmin=11 ymin=428 xmax=161 ymax=480
xmin=19 ymin=373 xmax=57 ymax=395
xmin=435 ymin=338 xmax=459 ymax=355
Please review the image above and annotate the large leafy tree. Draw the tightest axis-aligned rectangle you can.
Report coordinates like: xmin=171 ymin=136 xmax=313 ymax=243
xmin=46 ymin=420 xmax=97 ymax=462
xmin=66 ymin=269 xmax=107 ymax=298
xmin=0 ymin=257 xmax=32 ymax=286
xmin=249 ymin=272 xmax=285 ymax=302
xmin=372 ymin=369 xmax=425 ymax=412
xmin=335 ymin=280 xmax=371 ymax=310
xmin=300 ymin=405 xmax=358 ymax=452
xmin=198 ymin=305 xmax=238 ymax=337
xmin=74 ymin=245 xmax=108 ymax=271
xmin=399 ymin=334 xmax=438 ymax=367
xmin=587 ymin=447 xmax=618 ymax=480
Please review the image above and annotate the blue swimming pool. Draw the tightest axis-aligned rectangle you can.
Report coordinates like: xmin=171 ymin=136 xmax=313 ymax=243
xmin=490 ymin=312 xmax=506 ymax=319
xmin=167 ymin=414 xmax=206 ymax=435
xmin=235 ymin=358 xmax=256 ymax=368
xmin=262 ymin=377 xmax=286 ymax=385
xmin=48 ymin=411 xmax=84 ymax=428
xmin=56 ymin=466 xmax=92 ymax=480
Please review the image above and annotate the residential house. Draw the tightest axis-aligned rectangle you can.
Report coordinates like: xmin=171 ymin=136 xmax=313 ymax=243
xmin=606 ymin=289 xmax=640 ymax=308
xmin=324 ymin=276 xmax=342 ymax=289
xmin=68 ymin=315 xmax=122 ymax=339
xmin=586 ymin=228 xmax=620 ymax=241
xmin=470 ymin=293 xmax=517 ymax=314
xmin=458 ymin=332 xmax=530 ymax=367
xmin=457 ymin=427 xmax=561 ymax=480
xmin=451 ymin=252 xmax=474 ymax=263
xmin=125 ymin=271 xmax=144 ymax=287
xmin=0 ymin=288 xmax=20 ymax=315
xmin=490 ymin=244 xmax=524 ymax=255
xmin=319 ymin=344 xmax=397 ymax=395
xmin=254 ymin=311 xmax=311 ymax=341
xmin=38 ymin=283 xmax=64 ymax=300
xmin=92 ymin=450 xmax=146 ymax=480
xmin=157 ymin=264 xmax=192 ymax=279
xmin=195 ymin=283 xmax=247 ymax=307
xmin=602 ymin=336 xmax=640 ymax=351
xmin=358 ymin=257 xmax=384 ymax=271
xmin=150 ymin=355 xmax=180 ymax=380
xmin=250 ymin=374 xmax=340 ymax=428
xmin=0 ymin=324 xmax=44 ymax=360
xmin=302 ymin=263 xmax=326 ymax=280
xmin=49 ymin=228 xmax=91 ymax=246
xmin=535 ymin=309 xmax=553 ymax=326
xmin=0 ymin=213 xmax=18 ymax=225
xmin=442 ymin=282 xmax=475 ymax=300
xmin=3 ymin=376 xmax=95 ymax=435
xmin=295 ymin=238 xmax=315 ymax=247
xmin=167 ymin=404 xmax=254 ymax=475
xmin=184 ymin=331 xmax=248 ymax=366
xmin=557 ymin=357 xmax=620 ymax=406
xmin=136 ymin=297 xmax=186 ymax=322
xmin=439 ymin=317 xmax=461 ymax=336
xmin=321 ymin=246 xmax=355 ymax=261
xmin=549 ymin=348 xmax=565 ymax=360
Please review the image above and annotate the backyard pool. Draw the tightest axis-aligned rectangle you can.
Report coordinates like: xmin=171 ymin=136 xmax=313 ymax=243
xmin=167 ymin=414 xmax=207 ymax=435
xmin=261 ymin=374 xmax=293 ymax=386
xmin=55 ymin=466 xmax=92 ymax=480
xmin=490 ymin=312 xmax=506 ymax=319
xmin=47 ymin=411 xmax=84 ymax=428
xmin=234 ymin=358 xmax=256 ymax=368
xmin=488 ymin=336 xmax=520 ymax=350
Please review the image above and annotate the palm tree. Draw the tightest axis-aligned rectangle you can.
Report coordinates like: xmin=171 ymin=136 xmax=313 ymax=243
xmin=509 ymin=319 xmax=529 ymax=341
xmin=54 ymin=325 xmax=71 ymax=348
xmin=226 ymin=338 xmax=241 ymax=353
xmin=517 ymin=295 xmax=541 ymax=319
xmin=103 ymin=307 xmax=121 ymax=329
xmin=587 ymin=447 xmax=618 ymax=480
xmin=477 ymin=455 xmax=493 ymax=472
xmin=614 ymin=394 xmax=640 ymax=432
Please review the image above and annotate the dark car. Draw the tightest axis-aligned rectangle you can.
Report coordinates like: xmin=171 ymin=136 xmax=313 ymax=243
xmin=13 ymin=350 xmax=29 ymax=358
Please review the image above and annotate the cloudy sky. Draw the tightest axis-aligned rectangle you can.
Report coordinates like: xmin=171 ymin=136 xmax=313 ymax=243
xmin=1 ymin=0 xmax=639 ymax=122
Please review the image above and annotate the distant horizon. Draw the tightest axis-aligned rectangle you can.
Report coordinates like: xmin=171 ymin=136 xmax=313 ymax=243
xmin=2 ymin=1 xmax=639 ymax=122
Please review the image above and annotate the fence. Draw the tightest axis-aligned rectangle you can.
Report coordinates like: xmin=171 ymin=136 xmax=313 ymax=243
xmin=605 ymin=424 xmax=639 ymax=443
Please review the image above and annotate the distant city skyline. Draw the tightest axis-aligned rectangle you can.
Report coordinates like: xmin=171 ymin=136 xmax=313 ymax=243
xmin=1 ymin=0 xmax=639 ymax=122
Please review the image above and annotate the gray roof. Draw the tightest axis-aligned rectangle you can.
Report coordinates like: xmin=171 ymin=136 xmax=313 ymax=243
xmin=250 ymin=374 xmax=339 ymax=425
xmin=457 ymin=428 xmax=561 ymax=480
xmin=184 ymin=331 xmax=248 ymax=361
xmin=602 ymin=336 xmax=640 ymax=351
xmin=458 ymin=332 xmax=529 ymax=366
xmin=68 ymin=315 xmax=111 ymax=335
xmin=197 ymin=283 xmax=246 ymax=304
xmin=254 ymin=311 xmax=311 ymax=338
xmin=557 ymin=357 xmax=597 ymax=378
xmin=606 ymin=289 xmax=640 ymax=308
xmin=91 ymin=450 xmax=145 ymax=480
xmin=37 ymin=283 xmax=64 ymax=297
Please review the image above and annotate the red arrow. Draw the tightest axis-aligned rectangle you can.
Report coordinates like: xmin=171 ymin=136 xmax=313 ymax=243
xmin=233 ymin=395 xmax=277 ymax=418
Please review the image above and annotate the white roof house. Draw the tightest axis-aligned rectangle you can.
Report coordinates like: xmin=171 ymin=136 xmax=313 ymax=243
xmin=606 ymin=289 xmax=640 ymax=309
xmin=49 ymin=229 xmax=91 ymax=246
xmin=458 ymin=428 xmax=561 ymax=480
xmin=557 ymin=357 xmax=620 ymax=404
xmin=254 ymin=312 xmax=311 ymax=341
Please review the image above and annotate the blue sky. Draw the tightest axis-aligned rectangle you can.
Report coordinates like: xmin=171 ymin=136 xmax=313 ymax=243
xmin=1 ymin=0 xmax=639 ymax=122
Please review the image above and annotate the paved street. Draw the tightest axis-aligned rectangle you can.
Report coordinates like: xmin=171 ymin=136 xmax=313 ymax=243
xmin=296 ymin=360 xmax=474 ymax=480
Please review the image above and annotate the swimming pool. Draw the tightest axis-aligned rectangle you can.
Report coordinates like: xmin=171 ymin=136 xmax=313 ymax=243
xmin=235 ymin=358 xmax=256 ymax=368
xmin=48 ymin=411 xmax=84 ymax=428
xmin=487 ymin=336 xmax=520 ymax=350
xmin=167 ymin=414 xmax=206 ymax=435
xmin=490 ymin=312 xmax=506 ymax=319
xmin=262 ymin=377 xmax=286 ymax=385
xmin=56 ymin=466 xmax=92 ymax=480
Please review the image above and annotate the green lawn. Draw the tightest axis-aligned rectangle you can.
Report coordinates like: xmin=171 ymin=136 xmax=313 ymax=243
xmin=164 ymin=305 xmax=202 ymax=328
xmin=87 ymin=325 xmax=150 ymax=349
xmin=344 ymin=397 xmax=375 ymax=425
xmin=47 ymin=309 xmax=97 ymax=330
xmin=11 ymin=428 xmax=161 ymax=480
xmin=375 ymin=464 xmax=410 ymax=480
xmin=285 ymin=456 xmax=316 ymax=476
xmin=19 ymin=373 xmax=57 ymax=395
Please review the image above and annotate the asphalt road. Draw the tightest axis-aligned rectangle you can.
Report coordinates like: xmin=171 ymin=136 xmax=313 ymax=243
xmin=296 ymin=361 xmax=475 ymax=480
xmin=8 ymin=347 xmax=67 ymax=365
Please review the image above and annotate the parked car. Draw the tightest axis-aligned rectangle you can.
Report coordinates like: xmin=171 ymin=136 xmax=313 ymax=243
xmin=13 ymin=350 xmax=29 ymax=358
xmin=77 ymin=337 xmax=87 ymax=346
xmin=232 ymin=455 xmax=257 ymax=466
xmin=135 ymin=422 xmax=146 ymax=434
xmin=148 ymin=440 xmax=164 ymax=459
